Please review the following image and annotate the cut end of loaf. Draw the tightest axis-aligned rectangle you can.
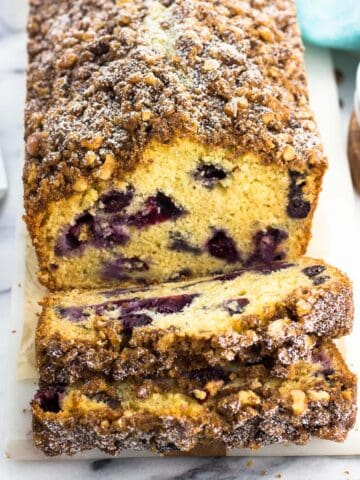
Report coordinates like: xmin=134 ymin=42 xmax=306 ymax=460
xmin=29 ymin=139 xmax=324 ymax=290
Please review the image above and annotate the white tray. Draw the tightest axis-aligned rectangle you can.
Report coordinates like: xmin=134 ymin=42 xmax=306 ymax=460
xmin=5 ymin=44 xmax=360 ymax=460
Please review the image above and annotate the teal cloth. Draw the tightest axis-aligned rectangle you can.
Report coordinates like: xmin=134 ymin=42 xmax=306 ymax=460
xmin=296 ymin=0 xmax=360 ymax=52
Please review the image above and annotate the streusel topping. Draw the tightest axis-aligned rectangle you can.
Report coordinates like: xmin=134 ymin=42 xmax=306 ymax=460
xmin=24 ymin=0 xmax=325 ymax=213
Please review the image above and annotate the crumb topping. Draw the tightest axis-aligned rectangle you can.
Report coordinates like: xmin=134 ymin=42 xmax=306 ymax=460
xmin=24 ymin=0 xmax=325 ymax=213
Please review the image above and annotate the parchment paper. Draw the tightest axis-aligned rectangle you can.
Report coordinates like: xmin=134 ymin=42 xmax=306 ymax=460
xmin=17 ymin=235 xmax=46 ymax=380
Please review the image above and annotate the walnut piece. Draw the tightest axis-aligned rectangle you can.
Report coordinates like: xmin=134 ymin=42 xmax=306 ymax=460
xmin=290 ymin=389 xmax=307 ymax=415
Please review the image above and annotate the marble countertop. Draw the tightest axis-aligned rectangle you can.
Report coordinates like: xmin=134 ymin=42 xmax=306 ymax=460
xmin=0 ymin=13 xmax=359 ymax=480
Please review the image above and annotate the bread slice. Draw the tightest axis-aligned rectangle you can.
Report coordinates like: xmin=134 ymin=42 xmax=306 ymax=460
xmin=36 ymin=258 xmax=353 ymax=383
xmin=32 ymin=341 xmax=357 ymax=456
xmin=24 ymin=0 xmax=326 ymax=290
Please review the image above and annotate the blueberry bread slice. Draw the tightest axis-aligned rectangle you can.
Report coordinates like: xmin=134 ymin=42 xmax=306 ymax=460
xmin=36 ymin=258 xmax=353 ymax=383
xmin=32 ymin=341 xmax=356 ymax=456
xmin=24 ymin=0 xmax=326 ymax=290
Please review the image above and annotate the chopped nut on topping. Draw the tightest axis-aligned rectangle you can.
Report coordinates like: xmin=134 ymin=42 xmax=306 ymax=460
xmin=156 ymin=333 xmax=176 ymax=352
xmin=258 ymin=26 xmax=275 ymax=43
xmin=73 ymin=177 xmax=88 ymax=192
xmin=119 ymin=14 xmax=131 ymax=25
xmin=342 ymin=390 xmax=353 ymax=401
xmin=84 ymin=151 xmax=97 ymax=166
xmin=192 ymin=389 xmax=207 ymax=401
xmin=282 ymin=145 xmax=296 ymax=161
xmin=100 ymin=420 xmax=109 ymax=428
xmin=58 ymin=50 xmax=78 ymax=69
xmin=237 ymin=96 xmax=249 ymax=109
xmin=307 ymin=390 xmax=330 ymax=402
xmin=305 ymin=336 xmax=315 ymax=349
xmin=80 ymin=136 xmax=103 ymax=151
xmin=267 ymin=319 xmax=288 ymax=338
xmin=295 ymin=298 xmax=313 ymax=316
xmin=98 ymin=154 xmax=116 ymax=180
xmin=250 ymin=378 xmax=262 ymax=390
xmin=203 ymin=59 xmax=220 ymax=72
xmin=262 ymin=112 xmax=274 ymax=125
xmin=226 ymin=3 xmax=244 ymax=16
xmin=224 ymin=99 xmax=238 ymax=118
xmin=205 ymin=380 xmax=224 ymax=397
xmin=128 ymin=73 xmax=142 ymax=84
xmin=144 ymin=73 xmax=159 ymax=86
xmin=26 ymin=132 xmax=44 ymax=157
xmin=27 ymin=163 xmax=37 ymax=184
xmin=98 ymin=331 xmax=107 ymax=340
xmin=238 ymin=390 xmax=260 ymax=406
xmin=290 ymin=389 xmax=307 ymax=415
xmin=142 ymin=110 xmax=152 ymax=121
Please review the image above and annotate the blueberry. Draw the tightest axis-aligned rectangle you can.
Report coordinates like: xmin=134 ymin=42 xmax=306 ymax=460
xmin=313 ymin=349 xmax=333 ymax=371
xmin=58 ymin=306 xmax=88 ymax=321
xmin=322 ymin=368 xmax=335 ymax=378
xmin=206 ymin=229 xmax=240 ymax=263
xmin=213 ymin=262 xmax=293 ymax=282
xmin=302 ymin=265 xmax=326 ymax=278
xmin=101 ymin=257 xmax=149 ymax=280
xmin=246 ymin=228 xmax=288 ymax=265
xmin=55 ymin=211 xmax=129 ymax=255
xmin=287 ymin=170 xmax=311 ymax=219
xmin=34 ymin=386 xmax=65 ymax=413
xmin=121 ymin=313 xmax=153 ymax=334
xmin=168 ymin=268 xmax=193 ymax=281
xmin=92 ymin=215 xmax=129 ymax=247
xmin=99 ymin=187 xmax=134 ymax=213
xmin=213 ymin=271 xmax=244 ymax=281
xmin=313 ymin=275 xmax=330 ymax=286
xmin=287 ymin=198 xmax=311 ymax=218
xmin=128 ymin=192 xmax=184 ymax=228
xmin=224 ymin=297 xmax=249 ymax=315
xmin=169 ymin=232 xmax=201 ymax=254
xmin=193 ymin=162 xmax=227 ymax=188
xmin=55 ymin=212 xmax=94 ymax=256
xmin=60 ymin=294 xmax=198 ymax=329
xmin=119 ymin=294 xmax=198 ymax=315
xmin=151 ymin=294 xmax=197 ymax=314
xmin=250 ymin=261 xmax=294 ymax=274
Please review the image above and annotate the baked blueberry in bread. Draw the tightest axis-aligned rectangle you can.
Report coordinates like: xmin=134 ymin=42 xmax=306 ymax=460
xmin=24 ymin=0 xmax=326 ymax=289
xmin=32 ymin=341 xmax=357 ymax=456
xmin=35 ymin=258 xmax=353 ymax=383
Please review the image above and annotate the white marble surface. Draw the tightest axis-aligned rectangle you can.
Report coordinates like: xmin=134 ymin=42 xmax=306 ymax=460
xmin=0 ymin=12 xmax=360 ymax=480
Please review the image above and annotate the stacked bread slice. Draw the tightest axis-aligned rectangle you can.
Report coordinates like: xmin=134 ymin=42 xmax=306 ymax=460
xmin=33 ymin=341 xmax=356 ymax=456
xmin=32 ymin=258 xmax=356 ymax=456
xmin=24 ymin=0 xmax=356 ymax=456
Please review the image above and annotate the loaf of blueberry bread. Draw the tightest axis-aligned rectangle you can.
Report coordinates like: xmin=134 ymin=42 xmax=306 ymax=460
xmin=24 ymin=0 xmax=327 ymax=290
xmin=36 ymin=258 xmax=353 ymax=384
xmin=32 ymin=341 xmax=356 ymax=456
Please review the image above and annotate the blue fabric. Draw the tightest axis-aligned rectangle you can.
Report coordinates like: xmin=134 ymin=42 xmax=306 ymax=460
xmin=296 ymin=0 xmax=360 ymax=52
